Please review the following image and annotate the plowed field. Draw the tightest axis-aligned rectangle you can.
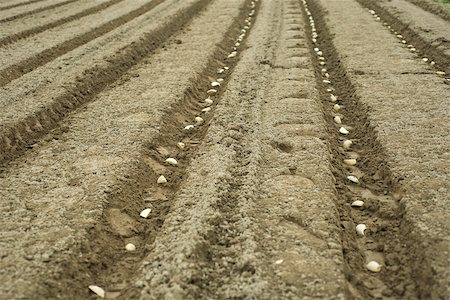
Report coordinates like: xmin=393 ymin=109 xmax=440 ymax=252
xmin=0 ymin=0 xmax=449 ymax=299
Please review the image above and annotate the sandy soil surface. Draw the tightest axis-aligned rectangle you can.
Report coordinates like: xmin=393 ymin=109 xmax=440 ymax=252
xmin=402 ymin=0 xmax=450 ymax=21
xmin=0 ymin=0 xmax=449 ymax=299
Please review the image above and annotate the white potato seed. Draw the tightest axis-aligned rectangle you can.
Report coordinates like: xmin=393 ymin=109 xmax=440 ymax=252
xmin=211 ymin=81 xmax=220 ymax=87
xmin=177 ymin=142 xmax=185 ymax=149
xmin=334 ymin=116 xmax=342 ymax=124
xmin=334 ymin=104 xmax=341 ymax=111
xmin=184 ymin=125 xmax=194 ymax=130
xmin=330 ymin=94 xmax=338 ymax=102
xmin=202 ymin=107 xmax=211 ymax=112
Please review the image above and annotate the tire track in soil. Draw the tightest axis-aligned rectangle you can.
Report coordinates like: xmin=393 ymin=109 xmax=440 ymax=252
xmin=300 ymin=0 xmax=417 ymax=298
xmin=403 ymin=0 xmax=450 ymax=22
xmin=0 ymin=0 xmax=124 ymax=47
xmin=0 ymin=0 xmax=79 ymax=22
xmin=355 ymin=0 xmax=450 ymax=77
xmin=0 ymin=0 xmax=211 ymax=168
xmin=0 ymin=0 xmax=165 ymax=87
xmin=0 ymin=0 xmax=48 ymax=11
xmin=83 ymin=1 xmax=259 ymax=298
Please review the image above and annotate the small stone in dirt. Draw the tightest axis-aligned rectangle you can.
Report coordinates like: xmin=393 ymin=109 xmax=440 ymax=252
xmin=157 ymin=175 xmax=167 ymax=184
xmin=334 ymin=116 xmax=342 ymax=124
xmin=347 ymin=175 xmax=359 ymax=183
xmin=177 ymin=142 xmax=185 ymax=150
xmin=436 ymin=71 xmax=446 ymax=75
xmin=366 ymin=261 xmax=382 ymax=272
xmin=422 ymin=58 xmax=428 ymax=62
xmin=89 ymin=285 xmax=105 ymax=298
xmin=330 ymin=94 xmax=338 ymax=102
xmin=125 ymin=243 xmax=136 ymax=251
xmin=334 ymin=104 xmax=341 ymax=111
xmin=140 ymin=208 xmax=152 ymax=218
xmin=351 ymin=200 xmax=364 ymax=207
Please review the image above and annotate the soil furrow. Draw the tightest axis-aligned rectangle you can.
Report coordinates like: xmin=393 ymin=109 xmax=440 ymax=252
xmin=115 ymin=2 xmax=262 ymax=299
xmin=0 ymin=0 xmax=252 ymax=297
xmin=403 ymin=0 xmax=450 ymax=21
xmin=355 ymin=0 xmax=450 ymax=76
xmin=301 ymin=0 xmax=417 ymax=298
xmin=0 ymin=0 xmax=198 ymax=167
xmin=309 ymin=0 xmax=450 ymax=298
xmin=0 ymin=0 xmax=165 ymax=86
xmin=127 ymin=0 xmax=348 ymax=298
xmin=0 ymin=0 xmax=48 ymax=11
xmin=85 ymin=1 xmax=258 ymax=298
xmin=0 ymin=0 xmax=78 ymax=22
xmin=0 ymin=0 xmax=124 ymax=47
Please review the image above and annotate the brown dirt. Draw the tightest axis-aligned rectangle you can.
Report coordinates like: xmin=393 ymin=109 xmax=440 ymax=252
xmin=402 ymin=0 xmax=450 ymax=21
xmin=0 ymin=0 xmax=449 ymax=298
xmin=0 ymin=0 xmax=79 ymax=23
xmin=0 ymin=0 xmax=124 ymax=46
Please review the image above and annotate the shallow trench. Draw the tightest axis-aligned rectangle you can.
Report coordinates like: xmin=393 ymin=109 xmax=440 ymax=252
xmin=81 ymin=0 xmax=261 ymax=298
xmin=299 ymin=0 xmax=419 ymax=298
